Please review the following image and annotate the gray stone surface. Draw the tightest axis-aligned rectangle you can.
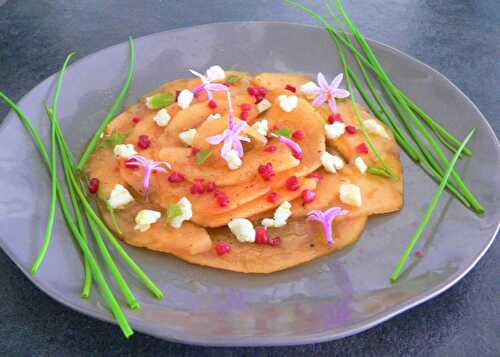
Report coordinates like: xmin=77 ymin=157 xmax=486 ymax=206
xmin=0 ymin=0 xmax=498 ymax=356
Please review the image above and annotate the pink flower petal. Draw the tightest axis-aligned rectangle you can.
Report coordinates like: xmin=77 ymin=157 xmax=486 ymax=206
xmin=328 ymin=97 xmax=337 ymax=113
xmin=207 ymin=83 xmax=229 ymax=92
xmin=312 ymin=93 xmax=327 ymax=106
xmin=334 ymin=88 xmax=350 ymax=98
xmin=329 ymin=73 xmax=344 ymax=90
xmin=317 ymin=72 xmax=329 ymax=90
xmin=206 ymin=133 xmax=226 ymax=145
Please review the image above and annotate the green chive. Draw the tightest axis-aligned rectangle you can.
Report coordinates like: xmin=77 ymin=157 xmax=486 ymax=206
xmin=227 ymin=75 xmax=242 ymax=85
xmin=274 ymin=127 xmax=291 ymax=138
xmin=78 ymin=37 xmax=136 ymax=170
xmin=146 ymin=92 xmax=175 ymax=109
xmin=390 ymin=129 xmax=475 ymax=282
xmin=195 ymin=149 xmax=213 ymax=164
xmin=107 ymin=202 xmax=123 ymax=235
xmin=367 ymin=166 xmax=392 ymax=178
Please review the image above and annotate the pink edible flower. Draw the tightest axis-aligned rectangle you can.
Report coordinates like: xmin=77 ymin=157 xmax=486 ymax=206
xmin=190 ymin=69 xmax=229 ymax=100
xmin=125 ymin=155 xmax=171 ymax=195
xmin=303 ymin=73 xmax=350 ymax=113
xmin=307 ymin=207 xmax=349 ymax=245
xmin=206 ymin=91 xmax=250 ymax=159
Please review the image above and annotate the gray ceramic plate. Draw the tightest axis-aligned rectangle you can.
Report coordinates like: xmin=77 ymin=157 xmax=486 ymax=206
xmin=0 ymin=22 xmax=499 ymax=346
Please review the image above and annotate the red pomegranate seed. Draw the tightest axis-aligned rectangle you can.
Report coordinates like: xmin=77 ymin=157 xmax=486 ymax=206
xmin=247 ymin=87 xmax=258 ymax=96
xmin=206 ymin=181 xmax=217 ymax=192
xmin=190 ymin=181 xmax=205 ymax=194
xmin=254 ymin=94 xmax=264 ymax=104
xmin=293 ymin=151 xmax=304 ymax=160
xmin=285 ymin=84 xmax=296 ymax=93
xmin=191 ymin=147 xmax=201 ymax=156
xmin=346 ymin=125 xmax=357 ymax=134
xmin=415 ymin=250 xmax=424 ymax=257
xmin=88 ymin=178 xmax=100 ymax=194
xmin=307 ymin=172 xmax=323 ymax=181
xmin=301 ymin=189 xmax=316 ymax=204
xmin=137 ymin=135 xmax=151 ymax=149
xmin=168 ymin=171 xmax=185 ymax=183
xmin=267 ymin=191 xmax=279 ymax=204
xmin=286 ymin=176 xmax=300 ymax=191
xmin=292 ymin=130 xmax=305 ymax=140
xmin=215 ymin=242 xmax=232 ymax=256
xmin=241 ymin=103 xmax=252 ymax=112
xmin=356 ymin=143 xmax=369 ymax=154
xmin=255 ymin=227 xmax=269 ymax=245
xmin=215 ymin=191 xmax=230 ymax=207
xmin=257 ymin=87 xmax=268 ymax=96
xmin=264 ymin=144 xmax=277 ymax=153
xmin=125 ymin=158 xmax=139 ymax=170
xmin=132 ymin=116 xmax=141 ymax=124
xmin=258 ymin=162 xmax=275 ymax=181
xmin=175 ymin=90 xmax=181 ymax=100
xmin=269 ymin=237 xmax=281 ymax=247
xmin=240 ymin=111 xmax=250 ymax=121
xmin=327 ymin=113 xmax=344 ymax=124
xmin=208 ymin=100 xmax=217 ymax=109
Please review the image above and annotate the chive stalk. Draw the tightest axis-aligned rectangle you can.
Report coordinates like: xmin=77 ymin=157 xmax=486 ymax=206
xmin=390 ymin=129 xmax=475 ymax=282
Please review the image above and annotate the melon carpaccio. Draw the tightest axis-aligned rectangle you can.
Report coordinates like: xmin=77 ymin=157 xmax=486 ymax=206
xmin=84 ymin=70 xmax=403 ymax=273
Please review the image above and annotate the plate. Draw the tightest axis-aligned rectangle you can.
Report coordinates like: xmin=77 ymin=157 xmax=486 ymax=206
xmin=0 ymin=22 xmax=498 ymax=346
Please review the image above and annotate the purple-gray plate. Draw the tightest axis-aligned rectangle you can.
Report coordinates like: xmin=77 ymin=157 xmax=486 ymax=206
xmin=0 ymin=22 xmax=499 ymax=346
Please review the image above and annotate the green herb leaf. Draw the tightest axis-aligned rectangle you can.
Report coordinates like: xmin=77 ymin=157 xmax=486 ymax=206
xmin=274 ymin=127 xmax=291 ymax=138
xmin=167 ymin=203 xmax=183 ymax=221
xmin=101 ymin=131 xmax=128 ymax=149
xmin=147 ymin=92 xmax=175 ymax=109
xmin=227 ymin=75 xmax=242 ymax=85
xmin=195 ymin=149 xmax=213 ymax=164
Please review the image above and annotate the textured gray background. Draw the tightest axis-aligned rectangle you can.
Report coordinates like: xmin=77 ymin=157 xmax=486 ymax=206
xmin=0 ymin=0 xmax=498 ymax=356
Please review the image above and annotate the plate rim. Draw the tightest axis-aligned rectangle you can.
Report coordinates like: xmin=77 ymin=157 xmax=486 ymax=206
xmin=1 ymin=21 xmax=499 ymax=346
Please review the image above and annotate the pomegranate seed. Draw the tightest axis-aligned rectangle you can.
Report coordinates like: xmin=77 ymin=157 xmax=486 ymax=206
xmin=267 ymin=192 xmax=279 ymax=204
xmin=255 ymin=227 xmax=269 ymax=245
xmin=285 ymin=84 xmax=296 ymax=93
xmin=286 ymin=176 xmax=300 ymax=191
xmin=258 ymin=162 xmax=275 ymax=181
xmin=269 ymin=237 xmax=281 ymax=247
xmin=190 ymin=181 xmax=205 ymax=194
xmin=206 ymin=181 xmax=217 ymax=192
xmin=137 ymin=135 xmax=151 ymax=149
xmin=241 ymin=103 xmax=252 ymax=112
xmin=415 ymin=250 xmax=424 ymax=257
xmin=301 ymin=189 xmax=316 ymax=204
xmin=215 ymin=191 xmax=230 ymax=207
xmin=215 ymin=242 xmax=232 ymax=256
xmin=240 ymin=111 xmax=250 ymax=121
xmin=125 ymin=158 xmax=139 ymax=170
xmin=88 ymin=178 xmax=100 ymax=194
xmin=257 ymin=87 xmax=268 ymax=96
xmin=175 ymin=90 xmax=181 ymax=100
xmin=247 ymin=87 xmax=258 ymax=96
xmin=307 ymin=172 xmax=323 ymax=181
xmin=254 ymin=94 xmax=264 ymax=104
xmin=356 ymin=143 xmax=369 ymax=154
xmin=264 ymin=144 xmax=277 ymax=153
xmin=346 ymin=125 xmax=357 ymax=134
xmin=132 ymin=116 xmax=141 ymax=124
xmin=168 ymin=171 xmax=185 ymax=183
xmin=208 ymin=100 xmax=217 ymax=109
xmin=292 ymin=130 xmax=305 ymax=140
xmin=327 ymin=113 xmax=344 ymax=124
xmin=191 ymin=147 xmax=201 ymax=156
xmin=293 ymin=151 xmax=304 ymax=160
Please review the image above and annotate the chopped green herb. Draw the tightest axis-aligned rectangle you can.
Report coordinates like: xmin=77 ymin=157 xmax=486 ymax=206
xmin=367 ymin=166 xmax=392 ymax=178
xmin=195 ymin=149 xmax=213 ymax=164
xmin=100 ymin=131 xmax=128 ymax=148
xmin=106 ymin=202 xmax=122 ymax=235
xmin=167 ymin=203 xmax=183 ymax=221
xmin=147 ymin=92 xmax=175 ymax=109
xmin=274 ymin=127 xmax=291 ymax=138
xmin=227 ymin=75 xmax=242 ymax=85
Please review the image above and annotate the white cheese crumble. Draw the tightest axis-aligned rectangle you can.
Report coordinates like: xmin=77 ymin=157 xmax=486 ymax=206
xmin=178 ymin=128 xmax=197 ymax=146
xmin=225 ymin=149 xmax=242 ymax=170
xmin=261 ymin=201 xmax=292 ymax=228
xmin=354 ymin=156 xmax=368 ymax=174
xmin=228 ymin=218 xmax=256 ymax=243
xmin=339 ymin=183 xmax=362 ymax=207
xmin=134 ymin=209 xmax=161 ymax=232
xmin=277 ymin=94 xmax=299 ymax=112
xmin=169 ymin=197 xmax=193 ymax=229
xmin=251 ymin=119 xmax=268 ymax=137
xmin=206 ymin=65 xmax=226 ymax=81
xmin=324 ymin=121 xmax=346 ymax=140
xmin=107 ymin=184 xmax=135 ymax=209
xmin=207 ymin=113 xmax=222 ymax=121
xmin=153 ymin=108 xmax=171 ymax=127
xmin=177 ymin=89 xmax=194 ymax=109
xmin=364 ymin=119 xmax=389 ymax=138
xmin=256 ymin=98 xmax=272 ymax=113
xmin=113 ymin=144 xmax=137 ymax=159
xmin=320 ymin=152 xmax=344 ymax=173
